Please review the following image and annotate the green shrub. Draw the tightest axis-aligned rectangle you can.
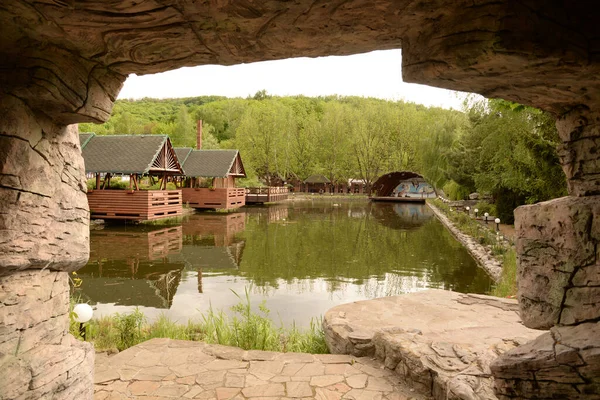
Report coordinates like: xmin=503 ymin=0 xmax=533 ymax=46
xmin=442 ymin=180 xmax=470 ymax=200
xmin=474 ymin=201 xmax=497 ymax=217
xmin=115 ymin=308 xmax=145 ymax=350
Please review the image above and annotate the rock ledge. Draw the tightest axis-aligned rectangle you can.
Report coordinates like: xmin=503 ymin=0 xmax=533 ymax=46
xmin=323 ymin=290 xmax=543 ymax=400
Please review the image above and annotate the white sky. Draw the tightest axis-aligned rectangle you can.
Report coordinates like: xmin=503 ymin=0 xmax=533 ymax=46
xmin=118 ymin=49 xmax=467 ymax=110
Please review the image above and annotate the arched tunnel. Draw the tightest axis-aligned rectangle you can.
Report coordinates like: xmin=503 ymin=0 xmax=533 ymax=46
xmin=372 ymin=171 xmax=437 ymax=198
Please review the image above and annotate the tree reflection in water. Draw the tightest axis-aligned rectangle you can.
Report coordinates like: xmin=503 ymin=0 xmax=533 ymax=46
xmin=76 ymin=201 xmax=492 ymax=326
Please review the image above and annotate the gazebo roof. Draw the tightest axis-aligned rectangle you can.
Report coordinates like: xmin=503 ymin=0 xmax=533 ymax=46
xmin=174 ymin=147 xmax=193 ymax=169
xmin=80 ymin=133 xmax=183 ymax=175
xmin=304 ymin=174 xmax=331 ymax=184
xmin=79 ymin=132 xmax=95 ymax=149
xmin=179 ymin=149 xmax=246 ymax=178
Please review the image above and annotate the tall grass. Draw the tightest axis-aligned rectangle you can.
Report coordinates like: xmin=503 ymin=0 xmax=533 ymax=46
xmin=71 ymin=289 xmax=328 ymax=354
xmin=491 ymin=248 xmax=518 ymax=298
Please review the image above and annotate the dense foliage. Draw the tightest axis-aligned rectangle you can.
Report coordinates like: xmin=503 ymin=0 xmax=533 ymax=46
xmin=445 ymin=98 xmax=567 ymax=222
xmin=81 ymin=92 xmax=567 ymax=219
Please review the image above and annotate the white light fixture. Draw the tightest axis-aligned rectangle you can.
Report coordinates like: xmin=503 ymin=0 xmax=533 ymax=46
xmin=73 ymin=303 xmax=93 ymax=341
xmin=73 ymin=303 xmax=93 ymax=323
xmin=474 ymin=208 xmax=479 ymax=217
xmin=495 ymin=218 xmax=501 ymax=231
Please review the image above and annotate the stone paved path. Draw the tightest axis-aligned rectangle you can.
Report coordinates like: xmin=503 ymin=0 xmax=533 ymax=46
xmin=94 ymin=338 xmax=426 ymax=400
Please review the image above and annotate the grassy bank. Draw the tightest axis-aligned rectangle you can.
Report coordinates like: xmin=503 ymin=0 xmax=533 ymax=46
xmin=71 ymin=289 xmax=328 ymax=354
xmin=429 ymin=199 xmax=517 ymax=297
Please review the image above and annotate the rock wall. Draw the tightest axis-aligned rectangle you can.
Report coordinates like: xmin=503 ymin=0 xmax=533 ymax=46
xmin=492 ymin=323 xmax=600 ymax=399
xmin=491 ymin=113 xmax=600 ymax=397
xmin=0 ymin=95 xmax=90 ymax=273
xmin=514 ymin=196 xmax=599 ymax=330
xmin=0 ymin=95 xmax=93 ymax=399
xmin=0 ymin=270 xmax=94 ymax=400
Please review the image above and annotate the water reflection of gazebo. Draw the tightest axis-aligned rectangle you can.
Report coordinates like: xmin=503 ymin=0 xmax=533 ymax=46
xmin=77 ymin=226 xmax=185 ymax=308
xmin=175 ymin=213 xmax=247 ymax=293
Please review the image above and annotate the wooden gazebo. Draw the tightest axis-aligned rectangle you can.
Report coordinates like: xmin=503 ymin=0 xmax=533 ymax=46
xmin=303 ymin=174 xmax=331 ymax=193
xmin=80 ymin=133 xmax=184 ymax=220
xmin=177 ymin=148 xmax=247 ymax=209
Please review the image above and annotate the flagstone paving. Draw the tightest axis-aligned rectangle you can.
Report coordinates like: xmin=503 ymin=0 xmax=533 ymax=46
xmin=94 ymin=338 xmax=426 ymax=400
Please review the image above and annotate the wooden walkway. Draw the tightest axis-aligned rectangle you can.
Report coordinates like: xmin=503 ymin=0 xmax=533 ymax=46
xmin=245 ymin=187 xmax=289 ymax=204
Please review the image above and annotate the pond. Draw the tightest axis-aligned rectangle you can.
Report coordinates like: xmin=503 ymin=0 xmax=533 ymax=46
xmin=76 ymin=199 xmax=493 ymax=327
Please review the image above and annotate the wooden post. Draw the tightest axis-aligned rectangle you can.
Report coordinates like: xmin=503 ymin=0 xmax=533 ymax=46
xmin=133 ymin=174 xmax=139 ymax=191
xmin=95 ymin=173 xmax=101 ymax=190
xmin=129 ymin=174 xmax=133 ymax=190
xmin=197 ymin=268 xmax=203 ymax=294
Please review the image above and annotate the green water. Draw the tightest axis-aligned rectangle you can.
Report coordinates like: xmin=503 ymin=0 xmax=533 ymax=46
xmin=76 ymin=199 xmax=493 ymax=326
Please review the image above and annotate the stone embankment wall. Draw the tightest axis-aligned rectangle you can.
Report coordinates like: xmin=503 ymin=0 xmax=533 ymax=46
xmin=427 ymin=203 xmax=503 ymax=282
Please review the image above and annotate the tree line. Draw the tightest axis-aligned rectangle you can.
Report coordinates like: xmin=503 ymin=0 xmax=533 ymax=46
xmin=80 ymin=92 xmax=567 ymax=222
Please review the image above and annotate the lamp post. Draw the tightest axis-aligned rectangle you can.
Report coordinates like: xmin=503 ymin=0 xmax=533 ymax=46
xmin=484 ymin=212 xmax=489 ymax=224
xmin=495 ymin=218 xmax=501 ymax=232
xmin=465 ymin=206 xmax=470 ymax=215
xmin=474 ymin=208 xmax=479 ymax=218
xmin=73 ymin=303 xmax=93 ymax=341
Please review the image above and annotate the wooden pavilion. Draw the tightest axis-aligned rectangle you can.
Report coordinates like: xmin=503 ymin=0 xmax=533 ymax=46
xmin=80 ymin=133 xmax=184 ymax=220
xmin=303 ymin=174 xmax=331 ymax=193
xmin=177 ymin=148 xmax=247 ymax=209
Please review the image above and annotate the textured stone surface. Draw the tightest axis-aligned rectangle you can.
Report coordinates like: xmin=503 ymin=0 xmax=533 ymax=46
xmin=323 ymin=290 xmax=542 ymax=400
xmin=0 ymin=95 xmax=89 ymax=275
xmin=556 ymin=108 xmax=600 ymax=196
xmin=515 ymin=196 xmax=600 ymax=329
xmin=94 ymin=338 xmax=423 ymax=400
xmin=491 ymin=322 xmax=600 ymax=399
xmin=0 ymin=270 xmax=94 ymax=400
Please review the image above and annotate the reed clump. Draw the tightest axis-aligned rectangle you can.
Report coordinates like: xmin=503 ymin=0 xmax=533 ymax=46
xmin=71 ymin=288 xmax=328 ymax=354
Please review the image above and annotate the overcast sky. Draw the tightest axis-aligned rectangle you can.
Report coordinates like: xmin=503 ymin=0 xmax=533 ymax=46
xmin=118 ymin=49 xmax=468 ymax=110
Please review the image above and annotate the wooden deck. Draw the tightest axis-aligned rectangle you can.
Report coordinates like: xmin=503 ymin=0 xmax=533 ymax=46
xmin=370 ymin=196 xmax=427 ymax=203
xmin=182 ymin=187 xmax=246 ymax=209
xmin=87 ymin=190 xmax=182 ymax=220
xmin=245 ymin=186 xmax=289 ymax=204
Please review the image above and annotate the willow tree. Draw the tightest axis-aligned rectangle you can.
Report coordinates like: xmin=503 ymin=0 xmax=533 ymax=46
xmin=235 ymin=100 xmax=295 ymax=185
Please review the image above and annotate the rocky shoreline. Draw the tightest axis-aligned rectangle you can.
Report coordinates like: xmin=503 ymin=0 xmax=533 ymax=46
xmin=427 ymin=202 xmax=503 ymax=282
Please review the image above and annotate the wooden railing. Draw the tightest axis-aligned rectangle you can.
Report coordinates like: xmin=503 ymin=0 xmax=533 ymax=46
xmin=182 ymin=187 xmax=246 ymax=209
xmin=245 ymin=186 xmax=289 ymax=203
xmin=87 ymin=190 xmax=182 ymax=221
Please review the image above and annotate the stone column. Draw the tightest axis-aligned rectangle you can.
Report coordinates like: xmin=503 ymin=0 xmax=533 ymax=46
xmin=491 ymin=107 xmax=600 ymax=398
xmin=0 ymin=95 xmax=93 ymax=400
